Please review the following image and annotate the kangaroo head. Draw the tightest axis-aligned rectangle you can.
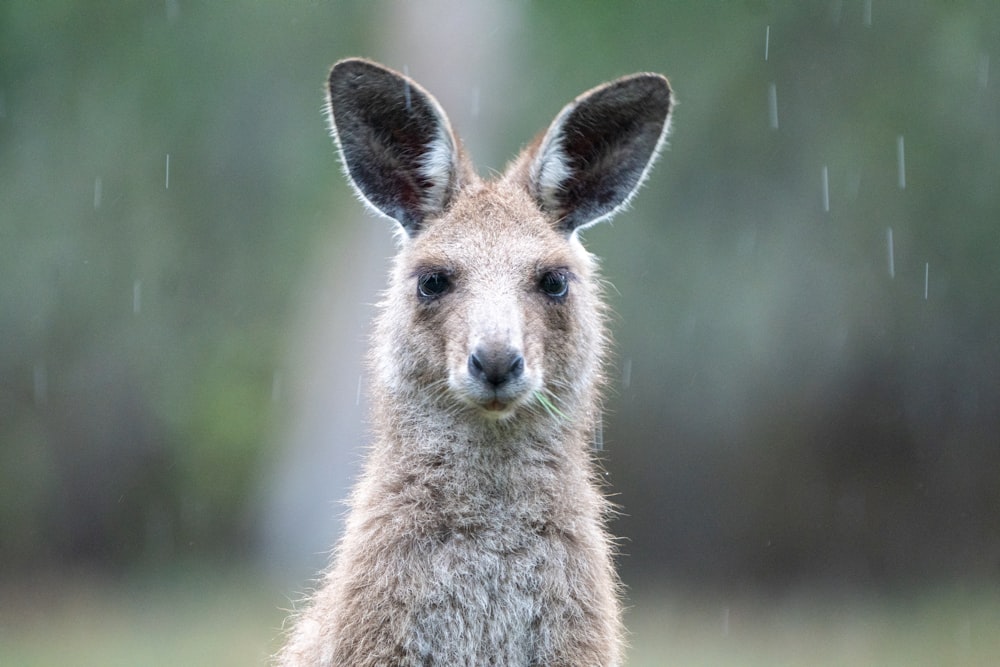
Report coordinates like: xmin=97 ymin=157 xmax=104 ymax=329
xmin=326 ymin=58 xmax=672 ymax=424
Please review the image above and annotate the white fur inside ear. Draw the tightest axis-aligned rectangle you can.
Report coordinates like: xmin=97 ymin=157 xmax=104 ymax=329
xmin=528 ymin=88 xmax=673 ymax=233
xmin=419 ymin=125 xmax=458 ymax=214
xmin=528 ymin=104 xmax=575 ymax=214
xmin=322 ymin=85 xmax=459 ymax=231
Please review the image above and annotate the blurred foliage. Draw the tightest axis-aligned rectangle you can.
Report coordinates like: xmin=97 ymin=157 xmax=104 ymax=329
xmin=1 ymin=0 xmax=998 ymax=601
xmin=0 ymin=1 xmax=376 ymax=568
xmin=520 ymin=0 xmax=1000 ymax=587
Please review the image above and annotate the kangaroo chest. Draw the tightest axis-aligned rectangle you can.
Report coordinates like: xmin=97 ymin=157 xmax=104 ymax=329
xmin=391 ymin=517 xmax=576 ymax=666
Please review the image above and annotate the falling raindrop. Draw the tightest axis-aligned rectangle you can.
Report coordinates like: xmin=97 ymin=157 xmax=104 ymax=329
xmin=863 ymin=0 xmax=872 ymax=27
xmin=957 ymin=617 xmax=972 ymax=652
xmin=821 ymin=165 xmax=830 ymax=212
xmin=830 ymin=0 xmax=843 ymax=26
xmin=470 ymin=86 xmax=480 ymax=118
xmin=33 ymin=362 xmax=48 ymax=405
xmin=764 ymin=25 xmax=770 ymax=61
xmin=737 ymin=227 xmax=757 ymax=255
xmin=886 ymin=227 xmax=895 ymax=279
xmin=165 ymin=0 xmax=180 ymax=23
xmin=593 ymin=414 xmax=603 ymax=452
xmin=896 ymin=135 xmax=906 ymax=189
xmin=133 ymin=279 xmax=142 ymax=314
xmin=722 ymin=606 xmax=730 ymax=637
xmin=846 ymin=168 xmax=862 ymax=201
xmin=978 ymin=54 xmax=990 ymax=90
xmin=402 ymin=65 xmax=412 ymax=113
xmin=93 ymin=177 xmax=103 ymax=209
xmin=621 ymin=356 xmax=632 ymax=390
xmin=165 ymin=153 xmax=171 ymax=189
xmin=0 ymin=89 xmax=6 ymax=119
xmin=767 ymin=82 xmax=779 ymax=130
xmin=924 ymin=262 xmax=929 ymax=300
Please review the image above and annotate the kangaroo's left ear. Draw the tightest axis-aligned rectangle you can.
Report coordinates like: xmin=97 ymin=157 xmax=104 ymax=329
xmin=527 ymin=73 xmax=672 ymax=235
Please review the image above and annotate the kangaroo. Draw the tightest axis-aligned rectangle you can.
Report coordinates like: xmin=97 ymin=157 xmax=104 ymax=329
xmin=277 ymin=58 xmax=672 ymax=667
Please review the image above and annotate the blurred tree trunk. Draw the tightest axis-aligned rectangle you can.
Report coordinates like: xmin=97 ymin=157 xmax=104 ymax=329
xmin=260 ymin=0 xmax=523 ymax=583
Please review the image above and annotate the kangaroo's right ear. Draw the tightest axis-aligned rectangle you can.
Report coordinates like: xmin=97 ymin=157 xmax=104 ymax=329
xmin=527 ymin=73 xmax=672 ymax=235
xmin=326 ymin=58 xmax=461 ymax=235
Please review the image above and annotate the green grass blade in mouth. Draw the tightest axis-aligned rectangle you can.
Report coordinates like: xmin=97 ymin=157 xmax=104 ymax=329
xmin=534 ymin=390 xmax=567 ymax=419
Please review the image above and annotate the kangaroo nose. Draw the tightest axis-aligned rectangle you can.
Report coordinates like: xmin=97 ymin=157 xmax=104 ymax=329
xmin=468 ymin=346 xmax=524 ymax=388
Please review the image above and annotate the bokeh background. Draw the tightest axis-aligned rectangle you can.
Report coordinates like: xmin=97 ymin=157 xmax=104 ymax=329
xmin=2 ymin=1 xmax=999 ymax=664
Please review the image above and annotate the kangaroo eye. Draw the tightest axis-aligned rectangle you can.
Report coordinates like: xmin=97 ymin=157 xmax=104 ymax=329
xmin=417 ymin=272 xmax=451 ymax=301
xmin=539 ymin=271 xmax=569 ymax=299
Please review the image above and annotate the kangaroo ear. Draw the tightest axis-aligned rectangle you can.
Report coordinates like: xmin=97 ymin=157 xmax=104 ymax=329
xmin=326 ymin=59 xmax=460 ymax=234
xmin=528 ymin=73 xmax=672 ymax=234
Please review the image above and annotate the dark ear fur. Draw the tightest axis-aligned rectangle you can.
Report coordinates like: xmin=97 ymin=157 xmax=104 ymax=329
xmin=326 ymin=58 xmax=460 ymax=233
xmin=528 ymin=73 xmax=673 ymax=234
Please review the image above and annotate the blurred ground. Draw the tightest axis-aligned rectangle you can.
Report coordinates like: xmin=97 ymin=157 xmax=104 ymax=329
xmin=0 ymin=567 xmax=287 ymax=666
xmin=626 ymin=584 xmax=1000 ymax=667
xmin=2 ymin=574 xmax=997 ymax=666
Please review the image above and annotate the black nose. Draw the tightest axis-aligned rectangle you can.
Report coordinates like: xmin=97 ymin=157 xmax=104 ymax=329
xmin=468 ymin=346 xmax=524 ymax=388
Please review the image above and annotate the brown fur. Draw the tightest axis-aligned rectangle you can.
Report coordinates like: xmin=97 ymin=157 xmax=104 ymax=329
xmin=277 ymin=59 xmax=672 ymax=667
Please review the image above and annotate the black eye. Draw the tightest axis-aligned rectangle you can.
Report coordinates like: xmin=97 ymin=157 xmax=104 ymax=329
xmin=417 ymin=272 xmax=450 ymax=301
xmin=539 ymin=271 xmax=569 ymax=299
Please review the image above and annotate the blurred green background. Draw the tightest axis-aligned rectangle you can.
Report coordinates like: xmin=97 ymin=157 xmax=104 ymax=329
xmin=2 ymin=1 xmax=999 ymax=664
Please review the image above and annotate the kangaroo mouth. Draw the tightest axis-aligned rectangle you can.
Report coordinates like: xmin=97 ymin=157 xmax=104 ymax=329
xmin=451 ymin=371 xmax=534 ymax=419
xmin=483 ymin=398 xmax=507 ymax=412
xmin=469 ymin=391 xmax=526 ymax=419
